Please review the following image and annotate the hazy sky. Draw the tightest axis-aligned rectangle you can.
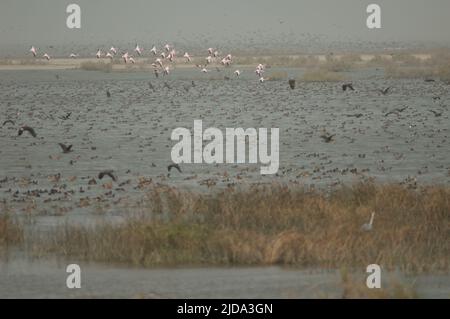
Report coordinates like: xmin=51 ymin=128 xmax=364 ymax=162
xmin=0 ymin=0 xmax=449 ymax=55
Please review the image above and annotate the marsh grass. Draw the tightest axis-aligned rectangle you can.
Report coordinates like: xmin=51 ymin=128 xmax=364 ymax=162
xmin=27 ymin=182 xmax=450 ymax=272
xmin=0 ymin=58 xmax=47 ymax=65
xmin=79 ymin=61 xmax=113 ymax=72
xmin=384 ymin=49 xmax=450 ymax=80
xmin=384 ymin=65 xmax=438 ymax=79
xmin=266 ymin=71 xmax=288 ymax=81
xmin=235 ymin=55 xmax=320 ymax=68
xmin=301 ymin=69 xmax=344 ymax=82
xmin=0 ymin=214 xmax=24 ymax=250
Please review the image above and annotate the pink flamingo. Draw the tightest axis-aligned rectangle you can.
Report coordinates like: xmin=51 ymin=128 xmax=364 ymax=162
xmin=163 ymin=66 xmax=170 ymax=75
xmin=122 ymin=52 xmax=130 ymax=63
xmin=134 ymin=44 xmax=143 ymax=56
xmin=30 ymin=46 xmax=37 ymax=57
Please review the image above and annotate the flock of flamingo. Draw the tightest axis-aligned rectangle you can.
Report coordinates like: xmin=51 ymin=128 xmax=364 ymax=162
xmin=29 ymin=44 xmax=267 ymax=82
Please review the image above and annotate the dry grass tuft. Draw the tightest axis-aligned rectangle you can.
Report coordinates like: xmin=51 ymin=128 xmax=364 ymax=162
xmin=384 ymin=65 xmax=438 ymax=79
xmin=384 ymin=49 xmax=450 ymax=80
xmin=266 ymin=71 xmax=288 ymax=81
xmin=301 ymin=69 xmax=344 ymax=82
xmin=0 ymin=214 xmax=24 ymax=250
xmin=79 ymin=61 xmax=113 ymax=72
xmin=26 ymin=182 xmax=450 ymax=272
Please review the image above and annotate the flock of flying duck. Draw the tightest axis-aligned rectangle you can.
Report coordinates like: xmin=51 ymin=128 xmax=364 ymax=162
xmin=29 ymin=44 xmax=267 ymax=82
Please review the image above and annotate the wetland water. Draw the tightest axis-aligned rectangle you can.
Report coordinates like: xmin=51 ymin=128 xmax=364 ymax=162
xmin=0 ymin=68 xmax=449 ymax=298
xmin=0 ymin=259 xmax=449 ymax=298
xmin=0 ymin=68 xmax=448 ymax=218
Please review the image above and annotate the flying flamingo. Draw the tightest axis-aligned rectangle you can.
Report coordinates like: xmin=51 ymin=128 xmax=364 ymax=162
xmin=122 ymin=52 xmax=130 ymax=63
xmin=134 ymin=44 xmax=143 ymax=56
xmin=256 ymin=64 xmax=265 ymax=77
xmin=163 ymin=66 xmax=170 ymax=75
xmin=221 ymin=57 xmax=231 ymax=66
xmin=30 ymin=46 xmax=37 ymax=57
xmin=168 ymin=49 xmax=176 ymax=61
xmin=155 ymin=58 xmax=163 ymax=67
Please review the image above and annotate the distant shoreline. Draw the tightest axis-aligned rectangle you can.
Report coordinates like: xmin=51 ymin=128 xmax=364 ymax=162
xmin=0 ymin=52 xmax=435 ymax=71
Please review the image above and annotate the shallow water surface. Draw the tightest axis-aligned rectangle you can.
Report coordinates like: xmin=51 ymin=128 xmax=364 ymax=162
xmin=0 ymin=68 xmax=448 ymax=221
xmin=0 ymin=259 xmax=449 ymax=299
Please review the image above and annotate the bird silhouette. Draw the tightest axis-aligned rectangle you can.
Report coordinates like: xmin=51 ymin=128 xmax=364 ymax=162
xmin=168 ymin=164 xmax=182 ymax=173
xmin=320 ymin=133 xmax=336 ymax=143
xmin=385 ymin=106 xmax=409 ymax=117
xmin=346 ymin=113 xmax=364 ymax=118
xmin=289 ymin=79 xmax=296 ymax=90
xmin=342 ymin=83 xmax=354 ymax=91
xmin=59 ymin=112 xmax=72 ymax=120
xmin=58 ymin=143 xmax=73 ymax=154
xmin=429 ymin=110 xmax=443 ymax=117
xmin=18 ymin=126 xmax=37 ymax=137
xmin=379 ymin=87 xmax=391 ymax=95
xmin=2 ymin=120 xmax=15 ymax=126
xmin=98 ymin=170 xmax=117 ymax=182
